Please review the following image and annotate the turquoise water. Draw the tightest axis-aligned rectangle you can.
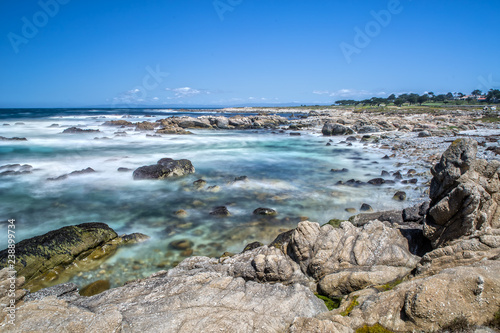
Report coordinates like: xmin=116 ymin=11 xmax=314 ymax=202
xmin=0 ymin=112 xmax=428 ymax=288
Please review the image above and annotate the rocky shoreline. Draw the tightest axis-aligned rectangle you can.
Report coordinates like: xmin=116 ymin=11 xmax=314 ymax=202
xmin=0 ymin=107 xmax=499 ymax=332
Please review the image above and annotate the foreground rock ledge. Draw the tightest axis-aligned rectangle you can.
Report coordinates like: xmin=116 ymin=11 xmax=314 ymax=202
xmin=2 ymin=267 xmax=326 ymax=333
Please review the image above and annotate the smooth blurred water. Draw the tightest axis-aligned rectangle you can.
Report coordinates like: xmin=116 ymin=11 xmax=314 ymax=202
xmin=0 ymin=111 xmax=429 ymax=289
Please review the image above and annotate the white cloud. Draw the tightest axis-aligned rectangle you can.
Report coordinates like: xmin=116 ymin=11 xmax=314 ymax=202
xmin=313 ymin=89 xmax=386 ymax=98
xmin=165 ymin=86 xmax=211 ymax=98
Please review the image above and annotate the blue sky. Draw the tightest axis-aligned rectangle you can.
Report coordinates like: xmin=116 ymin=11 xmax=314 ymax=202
xmin=0 ymin=0 xmax=499 ymax=107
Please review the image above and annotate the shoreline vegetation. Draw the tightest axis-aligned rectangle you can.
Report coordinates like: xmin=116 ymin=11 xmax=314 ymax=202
xmin=0 ymin=105 xmax=499 ymax=332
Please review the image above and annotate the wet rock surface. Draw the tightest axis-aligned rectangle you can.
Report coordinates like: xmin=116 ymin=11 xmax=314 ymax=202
xmin=133 ymin=158 xmax=195 ymax=180
xmin=0 ymin=164 xmax=33 ymax=176
xmin=47 ymin=167 xmax=96 ymax=181
xmin=62 ymin=127 xmax=100 ymax=134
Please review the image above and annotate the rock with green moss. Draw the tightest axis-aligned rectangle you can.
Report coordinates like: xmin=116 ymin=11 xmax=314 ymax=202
xmin=355 ymin=323 xmax=394 ymax=333
xmin=269 ymin=229 xmax=294 ymax=251
xmin=323 ymin=219 xmax=345 ymax=228
xmin=315 ymin=294 xmax=341 ymax=311
xmin=0 ymin=223 xmax=117 ymax=284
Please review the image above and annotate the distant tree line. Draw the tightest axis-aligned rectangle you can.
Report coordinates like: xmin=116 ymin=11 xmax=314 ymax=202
xmin=334 ymin=89 xmax=500 ymax=107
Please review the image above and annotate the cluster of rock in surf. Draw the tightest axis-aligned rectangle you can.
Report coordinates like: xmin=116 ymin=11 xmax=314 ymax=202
xmin=102 ymin=114 xmax=289 ymax=135
xmin=1 ymin=138 xmax=499 ymax=332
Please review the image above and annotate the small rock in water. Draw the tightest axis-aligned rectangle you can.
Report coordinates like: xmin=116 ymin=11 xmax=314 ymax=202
xmin=346 ymin=136 xmax=357 ymax=142
xmin=360 ymin=203 xmax=373 ymax=212
xmin=121 ymin=233 xmax=150 ymax=244
xmin=210 ymin=206 xmax=230 ymax=216
xmin=289 ymin=132 xmax=301 ymax=136
xmin=407 ymin=169 xmax=417 ymax=175
xmin=234 ymin=175 xmax=249 ymax=182
xmin=117 ymin=167 xmax=131 ymax=172
xmin=206 ymin=185 xmax=221 ymax=192
xmin=181 ymin=248 xmax=194 ymax=257
xmin=174 ymin=209 xmax=188 ymax=218
xmin=62 ymin=127 xmax=100 ymax=134
xmin=253 ymin=208 xmax=277 ymax=216
xmin=169 ymin=239 xmax=194 ymax=250
xmin=393 ymin=191 xmax=407 ymax=201
xmin=193 ymin=179 xmax=207 ymax=189
xmin=330 ymin=168 xmax=349 ymax=173
xmin=0 ymin=136 xmax=28 ymax=141
xmin=382 ymin=155 xmax=390 ymax=160
xmin=381 ymin=170 xmax=390 ymax=177
xmin=393 ymin=171 xmax=403 ymax=179
xmin=47 ymin=167 xmax=95 ymax=181
xmin=368 ymin=178 xmax=386 ymax=185
xmin=133 ymin=158 xmax=195 ymax=180
xmin=345 ymin=208 xmax=357 ymax=213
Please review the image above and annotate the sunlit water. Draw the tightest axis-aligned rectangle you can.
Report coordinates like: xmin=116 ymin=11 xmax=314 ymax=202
xmin=0 ymin=111 xmax=429 ymax=289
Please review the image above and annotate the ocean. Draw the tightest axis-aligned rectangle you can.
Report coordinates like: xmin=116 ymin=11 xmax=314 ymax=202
xmin=0 ymin=109 xmax=427 ymax=290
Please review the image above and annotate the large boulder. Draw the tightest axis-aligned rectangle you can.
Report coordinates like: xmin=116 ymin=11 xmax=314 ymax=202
xmin=0 ymin=223 xmax=117 ymax=284
xmin=322 ymin=122 xmax=354 ymax=136
xmin=324 ymin=260 xmax=500 ymax=332
xmin=174 ymin=246 xmax=308 ymax=285
xmin=287 ymin=221 xmax=419 ymax=297
xmin=208 ymin=116 xmax=230 ymax=129
xmin=177 ymin=117 xmax=212 ymax=129
xmin=133 ymin=158 xmax=195 ymax=180
xmin=424 ymin=138 xmax=500 ymax=248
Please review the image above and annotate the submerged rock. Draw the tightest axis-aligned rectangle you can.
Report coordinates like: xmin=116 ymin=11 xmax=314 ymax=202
xmin=210 ymin=206 xmax=230 ymax=216
xmin=133 ymin=158 xmax=195 ymax=180
xmin=79 ymin=280 xmax=110 ymax=297
xmin=0 ymin=136 xmax=27 ymax=141
xmin=169 ymin=239 xmax=193 ymax=250
xmin=120 ymin=233 xmax=150 ymax=244
xmin=0 ymin=164 xmax=33 ymax=176
xmin=47 ymin=167 xmax=96 ymax=181
xmin=192 ymin=178 xmax=207 ymax=189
